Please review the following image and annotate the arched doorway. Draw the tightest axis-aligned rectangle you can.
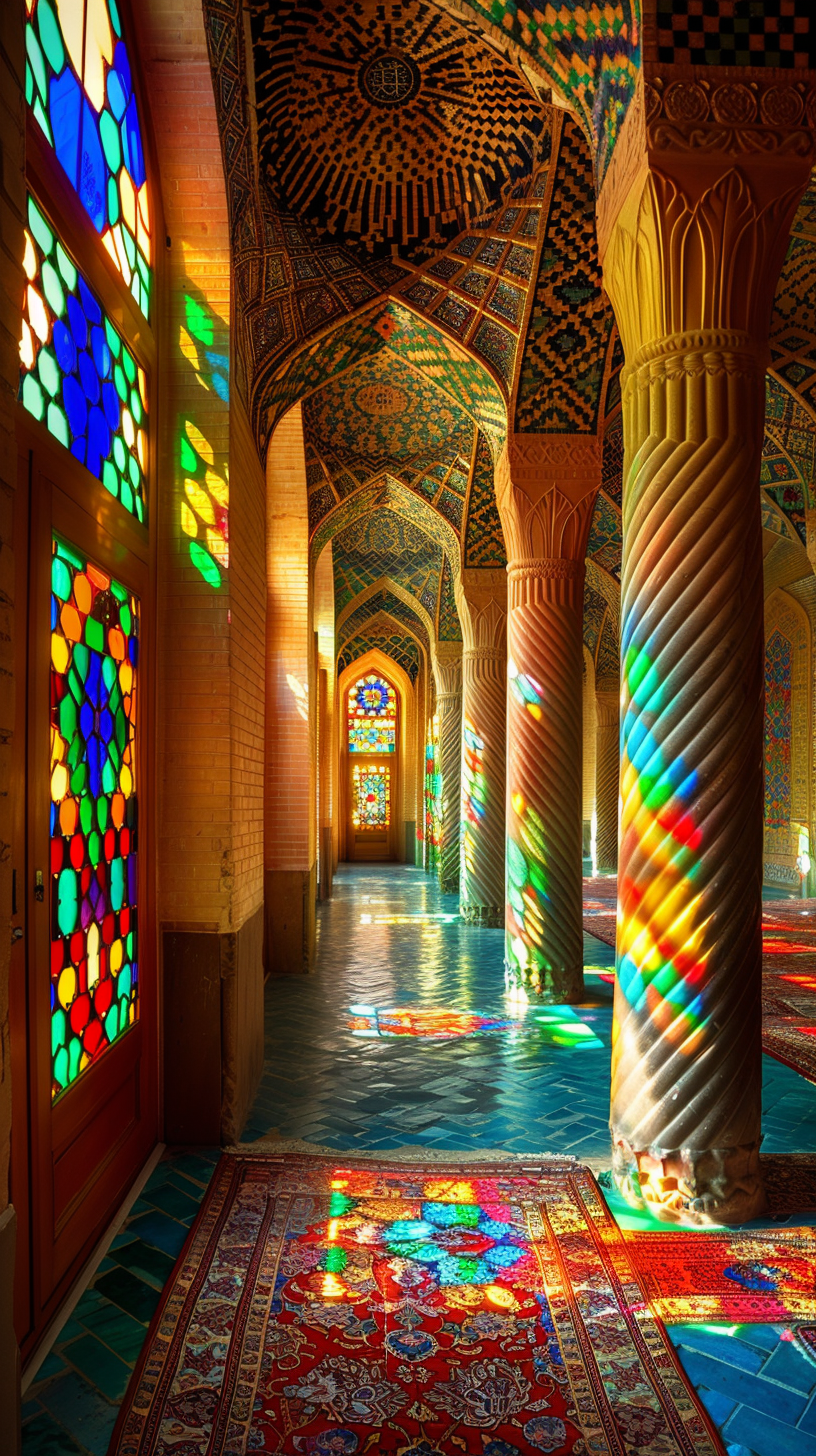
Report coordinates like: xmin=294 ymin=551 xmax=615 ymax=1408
xmin=344 ymin=671 xmax=399 ymax=861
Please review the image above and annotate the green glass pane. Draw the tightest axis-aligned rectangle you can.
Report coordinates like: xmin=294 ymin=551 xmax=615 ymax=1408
xmin=114 ymin=364 xmax=127 ymax=402
xmin=102 ymin=656 xmax=117 ymax=690
xmin=122 ymin=226 xmax=136 ymax=269
xmin=33 ymin=96 xmax=53 ymax=144
xmin=85 ymin=617 xmax=104 ymax=652
xmin=104 ymin=319 xmax=121 ymax=358
xmin=119 ymin=999 xmax=128 ymax=1033
xmin=119 ymin=602 xmax=132 ymax=635
xmin=47 ymin=402 xmax=70 ymax=447
xmin=115 ymin=707 xmax=127 ymax=751
xmin=41 ymin=259 xmax=66 ymax=317
xmin=79 ymin=795 xmax=93 ymax=834
xmin=102 ymin=756 xmax=116 ymax=794
xmin=38 ymin=348 xmax=60 ymax=398
xmin=119 ymin=965 xmax=132 ymax=1002
xmin=126 ymin=932 xmax=134 ymax=959
xmin=130 ymin=275 xmax=142 ymax=313
xmin=72 ymin=645 xmax=89 ymax=683
xmin=59 ymin=693 xmax=77 ymax=741
xmin=54 ymin=1046 xmax=68 ymax=1088
xmin=67 ymin=667 xmax=83 ymax=703
xmin=190 ymin=541 xmax=221 ymax=588
xmin=51 ymin=554 xmax=71 ymax=601
xmin=51 ymin=1008 xmax=66 ymax=1056
xmin=102 ymin=461 xmax=119 ymax=497
xmin=69 ymin=763 xmax=86 ymax=795
xmin=130 ymin=388 xmax=142 ymax=425
xmin=107 ymin=175 xmax=120 ymax=226
xmin=56 ymin=539 xmax=84 ymax=569
xmin=123 ymin=349 xmax=136 ymax=385
xmin=57 ymin=868 xmax=78 ymax=935
xmin=110 ymin=858 xmax=124 ymax=911
xmin=55 ymin=242 xmax=77 ymax=291
xmin=113 ymin=435 xmax=126 ymax=471
xmin=120 ymin=479 xmax=134 ymax=515
xmin=21 ymin=373 xmax=45 ymax=421
xmin=105 ymin=1004 xmax=118 ymax=1044
xmin=100 ymin=109 xmax=122 ymax=172
xmin=111 ymin=579 xmax=127 ymax=603
xmin=28 ymin=197 xmax=54 ymax=256
xmin=128 ymin=455 xmax=139 ymax=488
xmin=37 ymin=1 xmax=64 ymax=72
xmin=135 ymin=495 xmax=144 ymax=524
xmin=67 ymin=1037 xmax=81 ymax=1083
xmin=88 ymin=830 xmax=101 ymax=866
xmin=109 ymin=0 xmax=122 ymax=37
xmin=97 ymin=798 xmax=108 ymax=831
xmin=25 ymin=58 xmax=33 ymax=106
xmin=26 ymin=25 xmax=47 ymax=102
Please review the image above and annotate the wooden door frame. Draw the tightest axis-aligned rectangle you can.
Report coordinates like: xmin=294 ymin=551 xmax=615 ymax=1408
xmin=14 ymin=420 xmax=158 ymax=1357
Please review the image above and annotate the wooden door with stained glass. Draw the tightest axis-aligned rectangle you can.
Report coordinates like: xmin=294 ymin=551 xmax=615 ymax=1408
xmin=12 ymin=0 xmax=159 ymax=1354
xmin=345 ymin=673 xmax=399 ymax=861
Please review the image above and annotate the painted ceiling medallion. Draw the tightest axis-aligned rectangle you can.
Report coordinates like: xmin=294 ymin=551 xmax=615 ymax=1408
xmin=360 ymin=52 xmax=421 ymax=107
xmin=354 ymin=382 xmax=410 ymax=417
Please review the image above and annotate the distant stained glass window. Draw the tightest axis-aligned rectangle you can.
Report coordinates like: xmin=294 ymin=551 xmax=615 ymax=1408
xmin=348 ymin=673 xmax=396 ymax=753
xmin=25 ymin=0 xmax=152 ymax=317
xmin=20 ymin=194 xmax=148 ymax=521
xmin=352 ymin=763 xmax=391 ymax=830
xmin=50 ymin=537 xmax=139 ymax=1099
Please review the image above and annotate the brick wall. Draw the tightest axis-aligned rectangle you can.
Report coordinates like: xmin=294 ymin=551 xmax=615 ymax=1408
xmin=313 ymin=543 xmax=335 ymax=834
xmin=230 ymin=397 xmax=266 ymax=927
xmin=265 ymin=404 xmax=315 ymax=873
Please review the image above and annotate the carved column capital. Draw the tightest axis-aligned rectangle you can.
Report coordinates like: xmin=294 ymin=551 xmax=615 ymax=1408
xmin=496 ymin=435 xmax=601 ymax=567
xmin=433 ymin=641 xmax=463 ymax=700
xmin=455 ymin=568 xmax=507 ymax=656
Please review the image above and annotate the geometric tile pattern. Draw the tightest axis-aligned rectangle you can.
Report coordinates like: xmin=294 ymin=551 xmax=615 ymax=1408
xmin=761 ymin=433 xmax=807 ymax=544
xmin=587 ymin=490 xmax=622 ymax=580
xmin=338 ymin=630 xmax=420 ymax=682
xmin=602 ymin=412 xmax=624 ymax=508
xmin=765 ymin=376 xmax=816 ymax=511
xmin=464 ymin=430 xmax=506 ymax=567
xmin=656 ymin=0 xmax=816 ymax=67
xmin=514 ymin=116 xmax=612 ymax=433
xmin=765 ymin=628 xmax=793 ymax=830
xmin=437 ymin=553 xmax=462 ymax=641
xmin=249 ymin=0 xmax=549 ymax=265
xmin=332 ymin=508 xmax=443 ymax=616
xmin=595 ymin=611 xmax=620 ymax=686
xmin=338 ymin=590 xmax=430 ymax=655
xmin=583 ymin=583 xmax=609 ymax=660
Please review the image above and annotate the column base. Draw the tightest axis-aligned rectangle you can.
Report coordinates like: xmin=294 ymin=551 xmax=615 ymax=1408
xmin=439 ymin=874 xmax=460 ymax=895
xmin=460 ymin=904 xmax=503 ymax=928
xmin=612 ymin=1137 xmax=767 ymax=1226
xmin=504 ymin=960 xmax=584 ymax=1003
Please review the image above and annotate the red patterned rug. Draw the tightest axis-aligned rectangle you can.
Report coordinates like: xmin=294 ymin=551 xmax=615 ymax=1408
xmin=110 ymin=1153 xmax=723 ymax=1456
xmin=624 ymin=1226 xmax=816 ymax=1323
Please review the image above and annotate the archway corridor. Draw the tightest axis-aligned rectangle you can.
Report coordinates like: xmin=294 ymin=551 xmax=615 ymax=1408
xmin=8 ymin=0 xmax=816 ymax=1454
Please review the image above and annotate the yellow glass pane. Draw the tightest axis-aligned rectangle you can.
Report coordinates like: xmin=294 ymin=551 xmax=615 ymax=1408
xmin=56 ymin=0 xmax=85 ymax=86
xmin=82 ymin=0 xmax=114 ymax=111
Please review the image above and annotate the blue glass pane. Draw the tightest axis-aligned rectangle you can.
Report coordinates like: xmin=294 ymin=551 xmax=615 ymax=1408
xmin=50 ymin=69 xmax=81 ymax=189
xmin=121 ymin=97 xmax=145 ymax=189
xmin=67 ymin=294 xmax=87 ymax=350
xmin=79 ymin=101 xmax=106 ymax=231
xmin=86 ymin=406 xmax=111 ymax=478
xmin=53 ymin=319 xmax=75 ymax=374
xmin=62 ymin=375 xmax=87 ymax=437
xmin=102 ymin=380 xmax=120 ymax=431
xmin=79 ymin=351 xmax=100 ymax=405
xmin=78 ymin=276 xmax=101 ymax=326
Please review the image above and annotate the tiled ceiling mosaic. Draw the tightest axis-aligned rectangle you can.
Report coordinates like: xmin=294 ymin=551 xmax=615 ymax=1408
xmin=338 ymin=627 xmax=421 ymax=683
xmin=338 ymin=590 xmax=430 ymax=656
xmin=332 ymin=508 xmax=444 ymax=618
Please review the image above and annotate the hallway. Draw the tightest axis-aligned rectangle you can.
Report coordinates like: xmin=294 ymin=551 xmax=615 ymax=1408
xmin=20 ymin=868 xmax=816 ymax=1456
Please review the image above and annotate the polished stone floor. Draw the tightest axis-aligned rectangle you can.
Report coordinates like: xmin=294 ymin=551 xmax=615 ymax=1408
xmin=20 ymin=864 xmax=816 ymax=1456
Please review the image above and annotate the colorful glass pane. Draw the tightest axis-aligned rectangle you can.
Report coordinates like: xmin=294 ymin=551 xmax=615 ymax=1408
xmin=20 ymin=195 xmax=147 ymax=521
xmin=25 ymin=0 xmax=153 ymax=317
xmin=764 ymin=629 xmax=792 ymax=829
xmin=352 ymin=763 xmax=390 ymax=830
xmin=348 ymin=673 xmax=396 ymax=752
xmin=50 ymin=537 xmax=139 ymax=1099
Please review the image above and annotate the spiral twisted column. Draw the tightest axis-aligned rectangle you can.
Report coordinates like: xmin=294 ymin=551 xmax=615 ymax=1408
xmin=594 ymin=688 xmax=619 ymax=874
xmin=455 ymin=573 xmax=507 ymax=927
xmin=434 ymin=645 xmax=463 ymax=896
xmin=599 ymin=113 xmax=813 ymax=1221
xmin=496 ymin=436 xmax=600 ymax=1001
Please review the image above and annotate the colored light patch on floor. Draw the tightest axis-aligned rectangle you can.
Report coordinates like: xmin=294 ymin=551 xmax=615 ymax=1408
xmin=346 ymin=1005 xmax=520 ymax=1038
xmin=529 ymin=1005 xmax=606 ymax=1048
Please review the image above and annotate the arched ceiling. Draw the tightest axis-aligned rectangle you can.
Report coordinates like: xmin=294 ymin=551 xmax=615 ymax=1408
xmin=250 ymin=0 xmax=549 ymax=265
xmin=329 ymin=505 xmax=462 ymax=641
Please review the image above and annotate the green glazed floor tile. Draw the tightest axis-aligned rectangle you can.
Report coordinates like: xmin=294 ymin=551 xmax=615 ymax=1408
xmin=63 ymin=1334 xmax=132 ymax=1403
xmin=93 ymin=1266 xmax=161 ymax=1325
xmin=21 ymin=1412 xmax=86 ymax=1456
xmin=110 ymin=1239 xmax=177 ymax=1290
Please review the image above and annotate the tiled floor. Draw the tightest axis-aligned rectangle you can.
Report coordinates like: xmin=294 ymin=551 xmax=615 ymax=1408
xmin=21 ymin=865 xmax=816 ymax=1455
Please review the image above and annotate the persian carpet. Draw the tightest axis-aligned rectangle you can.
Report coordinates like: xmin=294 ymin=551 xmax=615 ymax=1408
xmin=110 ymin=1153 xmax=723 ymax=1456
xmin=623 ymin=1227 xmax=816 ymax=1323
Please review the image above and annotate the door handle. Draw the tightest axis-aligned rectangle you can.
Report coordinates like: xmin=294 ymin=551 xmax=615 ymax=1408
xmin=34 ymin=869 xmax=44 ymax=903
xmin=11 ymin=926 xmax=22 ymax=943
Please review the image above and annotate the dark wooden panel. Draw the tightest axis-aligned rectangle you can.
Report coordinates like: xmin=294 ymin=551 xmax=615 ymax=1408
xmin=162 ymin=931 xmax=222 ymax=1144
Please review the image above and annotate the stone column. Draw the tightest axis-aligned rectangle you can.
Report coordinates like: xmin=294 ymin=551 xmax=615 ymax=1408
xmin=598 ymin=78 xmax=813 ymax=1223
xmin=594 ymin=686 xmax=619 ymax=874
xmin=455 ymin=571 xmax=507 ymax=926
xmin=433 ymin=643 xmax=463 ymax=895
xmin=496 ymin=436 xmax=600 ymax=1000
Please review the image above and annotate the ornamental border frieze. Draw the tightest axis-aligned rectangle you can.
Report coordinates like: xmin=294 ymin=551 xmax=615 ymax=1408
xmin=622 ymin=329 xmax=767 ymax=391
xmin=508 ymin=557 xmax=584 ymax=582
xmin=504 ymin=435 xmax=602 ymax=492
xmin=643 ymin=75 xmax=816 ymax=159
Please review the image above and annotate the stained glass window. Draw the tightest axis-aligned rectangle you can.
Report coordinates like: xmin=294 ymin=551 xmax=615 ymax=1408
xmin=348 ymin=673 xmax=396 ymax=753
xmin=20 ymin=194 xmax=148 ymax=521
xmin=50 ymin=537 xmax=139 ymax=1099
xmin=25 ymin=0 xmax=152 ymax=317
xmin=352 ymin=764 xmax=391 ymax=830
